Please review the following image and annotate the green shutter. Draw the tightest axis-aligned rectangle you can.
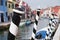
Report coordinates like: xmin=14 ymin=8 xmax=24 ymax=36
xmin=12 ymin=3 xmax=14 ymax=8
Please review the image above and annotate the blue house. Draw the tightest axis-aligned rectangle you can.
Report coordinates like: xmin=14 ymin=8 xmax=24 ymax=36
xmin=0 ymin=0 xmax=8 ymax=22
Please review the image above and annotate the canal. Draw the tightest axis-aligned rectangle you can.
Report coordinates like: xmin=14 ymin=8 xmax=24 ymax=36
xmin=0 ymin=18 xmax=49 ymax=40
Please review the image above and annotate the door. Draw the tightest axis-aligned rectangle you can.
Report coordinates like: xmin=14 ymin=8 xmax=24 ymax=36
xmin=1 ymin=13 xmax=4 ymax=22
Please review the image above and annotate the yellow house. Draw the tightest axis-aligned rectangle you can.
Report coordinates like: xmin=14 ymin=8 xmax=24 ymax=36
xmin=7 ymin=0 xmax=17 ymax=15
xmin=7 ymin=0 xmax=18 ymax=21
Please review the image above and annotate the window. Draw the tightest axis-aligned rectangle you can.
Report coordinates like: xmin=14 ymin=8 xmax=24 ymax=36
xmin=6 ymin=12 xmax=8 ymax=16
xmin=12 ymin=3 xmax=14 ymax=8
xmin=0 ymin=0 xmax=3 ymax=5
xmin=5 ymin=1 xmax=7 ymax=6
xmin=9 ymin=4 xmax=10 ymax=8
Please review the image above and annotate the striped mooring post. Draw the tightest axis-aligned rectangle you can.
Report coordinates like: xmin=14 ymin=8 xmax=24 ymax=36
xmin=45 ymin=13 xmax=58 ymax=40
xmin=33 ymin=13 xmax=58 ymax=40
xmin=52 ymin=13 xmax=60 ymax=40
xmin=31 ymin=9 xmax=40 ymax=40
xmin=7 ymin=7 xmax=25 ymax=40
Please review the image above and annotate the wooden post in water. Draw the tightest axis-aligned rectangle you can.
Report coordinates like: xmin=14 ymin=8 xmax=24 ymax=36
xmin=31 ymin=9 xmax=40 ymax=40
xmin=7 ymin=7 xmax=25 ymax=40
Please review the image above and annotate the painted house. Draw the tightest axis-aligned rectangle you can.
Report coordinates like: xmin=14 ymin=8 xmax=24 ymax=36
xmin=0 ymin=0 xmax=8 ymax=22
xmin=7 ymin=0 xmax=18 ymax=21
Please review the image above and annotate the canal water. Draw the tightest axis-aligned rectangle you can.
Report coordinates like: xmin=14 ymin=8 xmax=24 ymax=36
xmin=0 ymin=31 xmax=8 ymax=40
xmin=0 ymin=18 xmax=49 ymax=40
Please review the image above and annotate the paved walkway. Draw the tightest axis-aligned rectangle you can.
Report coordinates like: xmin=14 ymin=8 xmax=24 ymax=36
xmin=0 ymin=22 xmax=10 ymax=26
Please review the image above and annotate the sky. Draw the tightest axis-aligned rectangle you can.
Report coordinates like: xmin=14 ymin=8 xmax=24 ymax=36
xmin=23 ymin=0 xmax=60 ymax=10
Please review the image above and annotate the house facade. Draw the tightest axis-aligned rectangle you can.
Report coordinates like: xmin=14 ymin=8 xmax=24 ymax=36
xmin=0 ymin=0 xmax=8 ymax=22
xmin=7 ymin=0 xmax=18 ymax=21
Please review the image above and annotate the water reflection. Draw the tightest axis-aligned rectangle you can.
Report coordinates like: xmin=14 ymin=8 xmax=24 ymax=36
xmin=0 ymin=31 xmax=8 ymax=40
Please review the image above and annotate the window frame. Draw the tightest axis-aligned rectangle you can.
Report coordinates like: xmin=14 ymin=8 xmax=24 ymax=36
xmin=0 ymin=0 xmax=3 ymax=5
